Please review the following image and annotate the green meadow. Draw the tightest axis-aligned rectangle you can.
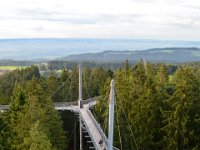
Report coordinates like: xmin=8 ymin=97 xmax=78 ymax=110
xmin=150 ymin=50 xmax=174 ymax=53
xmin=0 ymin=66 xmax=27 ymax=70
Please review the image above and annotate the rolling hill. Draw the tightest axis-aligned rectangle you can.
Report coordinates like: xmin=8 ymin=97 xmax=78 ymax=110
xmin=61 ymin=47 xmax=200 ymax=63
xmin=0 ymin=38 xmax=200 ymax=60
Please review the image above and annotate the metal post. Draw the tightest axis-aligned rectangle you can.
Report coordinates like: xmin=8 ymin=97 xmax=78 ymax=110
xmin=79 ymin=116 xmax=83 ymax=150
xmin=78 ymin=64 xmax=83 ymax=150
xmin=108 ymin=79 xmax=115 ymax=150
xmin=79 ymin=64 xmax=83 ymax=108
xmin=74 ymin=115 xmax=76 ymax=150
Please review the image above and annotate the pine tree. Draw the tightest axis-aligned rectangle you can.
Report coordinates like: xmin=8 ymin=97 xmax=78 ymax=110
xmin=130 ymin=64 xmax=163 ymax=150
xmin=60 ymin=69 xmax=69 ymax=82
xmin=27 ymin=78 xmax=67 ymax=150
xmin=0 ymin=112 xmax=11 ymax=150
xmin=156 ymin=64 xmax=168 ymax=88
xmin=162 ymin=67 xmax=200 ymax=150
xmin=7 ymin=77 xmax=67 ymax=150
xmin=48 ymin=73 xmax=62 ymax=101
xmin=8 ymin=84 xmax=29 ymax=150
xmin=23 ymin=121 xmax=52 ymax=150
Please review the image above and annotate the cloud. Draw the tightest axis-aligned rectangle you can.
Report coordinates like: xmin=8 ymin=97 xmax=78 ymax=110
xmin=0 ymin=0 xmax=200 ymax=40
xmin=33 ymin=25 xmax=46 ymax=32
xmin=8 ymin=7 xmax=143 ymax=25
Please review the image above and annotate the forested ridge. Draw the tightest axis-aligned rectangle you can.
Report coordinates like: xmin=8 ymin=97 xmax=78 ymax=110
xmin=62 ymin=48 xmax=200 ymax=63
xmin=0 ymin=61 xmax=200 ymax=150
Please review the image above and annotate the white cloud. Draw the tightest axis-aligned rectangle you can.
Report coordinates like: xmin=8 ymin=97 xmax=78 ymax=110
xmin=0 ymin=0 xmax=199 ymax=40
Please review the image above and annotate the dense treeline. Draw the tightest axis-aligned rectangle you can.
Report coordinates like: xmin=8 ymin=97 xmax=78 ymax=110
xmin=0 ymin=66 xmax=67 ymax=150
xmin=0 ymin=66 xmax=40 ymax=104
xmin=95 ymin=60 xmax=200 ymax=150
xmin=48 ymin=61 xmax=126 ymax=70
xmin=47 ymin=60 xmax=178 ymax=76
xmin=1 ymin=62 xmax=200 ymax=150
xmin=0 ymin=65 xmax=112 ymax=104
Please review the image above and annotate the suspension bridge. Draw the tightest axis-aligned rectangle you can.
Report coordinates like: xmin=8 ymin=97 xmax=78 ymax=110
xmin=0 ymin=65 xmax=119 ymax=150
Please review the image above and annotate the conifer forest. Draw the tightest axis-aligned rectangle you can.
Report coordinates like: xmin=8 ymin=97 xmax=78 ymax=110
xmin=0 ymin=61 xmax=200 ymax=150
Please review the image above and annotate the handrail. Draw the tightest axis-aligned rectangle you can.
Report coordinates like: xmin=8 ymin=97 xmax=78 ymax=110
xmin=54 ymin=96 xmax=99 ymax=107
xmin=83 ymin=96 xmax=100 ymax=104
xmin=86 ymin=109 xmax=119 ymax=150
xmin=54 ymin=101 xmax=78 ymax=107
xmin=0 ymin=97 xmax=99 ymax=111
xmin=0 ymin=105 xmax=9 ymax=110
xmin=87 ymin=109 xmax=109 ymax=145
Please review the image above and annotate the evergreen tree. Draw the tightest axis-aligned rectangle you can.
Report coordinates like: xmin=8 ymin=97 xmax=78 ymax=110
xmin=163 ymin=67 xmax=200 ymax=150
xmin=7 ymin=77 xmax=67 ymax=150
xmin=23 ymin=121 xmax=52 ymax=150
xmin=0 ymin=112 xmax=11 ymax=150
xmin=48 ymin=73 xmax=62 ymax=101
xmin=130 ymin=64 xmax=163 ymax=150
xmin=156 ymin=64 xmax=168 ymax=89
xmin=60 ymin=69 xmax=69 ymax=82
xmin=26 ymin=78 xmax=67 ymax=150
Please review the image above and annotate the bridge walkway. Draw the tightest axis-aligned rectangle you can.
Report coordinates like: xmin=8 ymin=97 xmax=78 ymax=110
xmin=79 ymin=103 xmax=108 ymax=150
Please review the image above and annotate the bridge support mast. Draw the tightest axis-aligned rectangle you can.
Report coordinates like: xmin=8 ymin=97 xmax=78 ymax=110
xmin=79 ymin=64 xmax=83 ymax=108
xmin=108 ymin=79 xmax=115 ymax=150
xmin=79 ymin=64 xmax=83 ymax=150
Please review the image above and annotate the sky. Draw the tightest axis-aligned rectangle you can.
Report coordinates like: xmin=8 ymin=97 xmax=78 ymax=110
xmin=0 ymin=0 xmax=200 ymax=40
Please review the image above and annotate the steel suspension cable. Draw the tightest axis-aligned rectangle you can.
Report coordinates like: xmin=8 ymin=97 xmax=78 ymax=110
xmin=116 ymin=92 xmax=139 ymax=150
xmin=51 ymin=69 xmax=77 ymax=102
xmin=115 ymin=98 xmax=123 ymax=150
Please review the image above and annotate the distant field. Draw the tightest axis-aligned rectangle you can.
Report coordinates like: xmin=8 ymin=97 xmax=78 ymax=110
xmin=0 ymin=66 xmax=27 ymax=70
xmin=192 ymin=51 xmax=200 ymax=57
xmin=150 ymin=50 xmax=174 ymax=54
xmin=169 ymin=75 xmax=174 ymax=83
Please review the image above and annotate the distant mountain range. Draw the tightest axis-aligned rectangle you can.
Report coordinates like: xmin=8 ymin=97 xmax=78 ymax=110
xmin=62 ymin=47 xmax=200 ymax=63
xmin=1 ymin=38 xmax=200 ymax=60
xmin=1 ymin=47 xmax=200 ymax=65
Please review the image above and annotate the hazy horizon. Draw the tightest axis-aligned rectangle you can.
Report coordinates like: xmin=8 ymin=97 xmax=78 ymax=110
xmin=0 ymin=38 xmax=200 ymax=60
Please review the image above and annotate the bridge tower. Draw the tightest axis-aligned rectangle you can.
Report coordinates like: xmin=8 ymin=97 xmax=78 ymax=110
xmin=108 ymin=79 xmax=115 ymax=150
xmin=78 ymin=64 xmax=83 ymax=150
xmin=79 ymin=64 xmax=83 ymax=108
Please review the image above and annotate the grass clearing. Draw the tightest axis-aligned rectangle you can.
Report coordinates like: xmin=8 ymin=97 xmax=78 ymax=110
xmin=0 ymin=66 xmax=27 ymax=70
xmin=169 ymin=75 xmax=174 ymax=83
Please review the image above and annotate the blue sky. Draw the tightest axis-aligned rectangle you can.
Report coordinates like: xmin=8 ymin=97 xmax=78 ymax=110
xmin=0 ymin=0 xmax=200 ymax=40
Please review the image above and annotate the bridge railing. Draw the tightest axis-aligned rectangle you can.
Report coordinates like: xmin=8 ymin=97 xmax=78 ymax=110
xmin=0 ymin=105 xmax=9 ymax=111
xmin=83 ymin=96 xmax=99 ymax=104
xmin=87 ymin=109 xmax=109 ymax=146
xmin=54 ymin=101 xmax=78 ymax=107
xmin=54 ymin=96 xmax=99 ymax=107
